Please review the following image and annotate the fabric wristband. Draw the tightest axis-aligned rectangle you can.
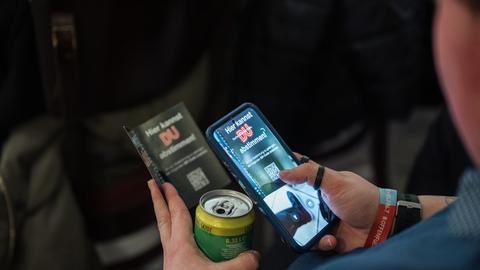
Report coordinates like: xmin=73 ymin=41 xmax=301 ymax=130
xmin=364 ymin=188 xmax=397 ymax=247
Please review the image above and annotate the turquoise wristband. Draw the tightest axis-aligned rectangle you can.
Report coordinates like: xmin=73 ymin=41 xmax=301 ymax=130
xmin=379 ymin=188 xmax=397 ymax=206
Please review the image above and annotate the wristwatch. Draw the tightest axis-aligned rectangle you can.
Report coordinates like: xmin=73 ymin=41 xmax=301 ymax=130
xmin=392 ymin=193 xmax=422 ymax=235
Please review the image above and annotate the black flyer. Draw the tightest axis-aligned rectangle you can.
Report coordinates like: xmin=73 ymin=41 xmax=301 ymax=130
xmin=124 ymin=103 xmax=231 ymax=208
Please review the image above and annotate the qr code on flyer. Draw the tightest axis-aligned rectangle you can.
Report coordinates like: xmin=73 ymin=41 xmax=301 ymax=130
xmin=186 ymin=167 xmax=210 ymax=191
xmin=264 ymin=162 xmax=280 ymax=181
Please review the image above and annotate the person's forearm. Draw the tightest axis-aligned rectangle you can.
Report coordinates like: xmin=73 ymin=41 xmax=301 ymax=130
xmin=418 ymin=195 xmax=456 ymax=219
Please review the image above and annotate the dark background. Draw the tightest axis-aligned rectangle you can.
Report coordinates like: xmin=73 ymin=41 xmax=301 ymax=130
xmin=0 ymin=0 xmax=469 ymax=269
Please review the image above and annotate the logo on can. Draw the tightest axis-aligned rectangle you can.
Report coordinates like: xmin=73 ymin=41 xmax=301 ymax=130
xmin=194 ymin=189 xmax=254 ymax=262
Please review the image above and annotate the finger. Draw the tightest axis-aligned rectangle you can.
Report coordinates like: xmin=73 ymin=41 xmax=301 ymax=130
xmin=161 ymin=182 xmax=194 ymax=242
xmin=218 ymin=250 xmax=260 ymax=270
xmin=292 ymin=152 xmax=303 ymax=159
xmin=148 ymin=179 xmax=171 ymax=245
xmin=316 ymin=235 xmax=337 ymax=251
xmin=293 ymin=152 xmax=313 ymax=164
xmin=279 ymin=162 xmax=319 ymax=185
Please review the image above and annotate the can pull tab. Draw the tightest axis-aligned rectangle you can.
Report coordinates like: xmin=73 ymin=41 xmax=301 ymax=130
xmin=212 ymin=200 xmax=236 ymax=216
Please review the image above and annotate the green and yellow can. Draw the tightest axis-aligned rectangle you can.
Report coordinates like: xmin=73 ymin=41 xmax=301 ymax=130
xmin=194 ymin=189 xmax=254 ymax=262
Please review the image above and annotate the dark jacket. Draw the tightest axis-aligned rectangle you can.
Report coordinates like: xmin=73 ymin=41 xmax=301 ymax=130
xmin=0 ymin=0 xmax=45 ymax=147
xmin=0 ymin=0 xmax=239 ymax=269
xmin=231 ymin=0 xmax=440 ymax=153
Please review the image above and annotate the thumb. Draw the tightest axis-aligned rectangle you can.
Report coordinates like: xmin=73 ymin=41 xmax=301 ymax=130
xmin=218 ymin=250 xmax=260 ymax=270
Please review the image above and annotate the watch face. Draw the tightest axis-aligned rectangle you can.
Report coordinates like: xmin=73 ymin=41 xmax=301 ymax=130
xmin=397 ymin=194 xmax=421 ymax=209
xmin=394 ymin=194 xmax=422 ymax=234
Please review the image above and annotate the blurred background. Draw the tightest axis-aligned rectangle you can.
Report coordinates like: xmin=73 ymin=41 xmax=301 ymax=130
xmin=0 ymin=0 xmax=472 ymax=269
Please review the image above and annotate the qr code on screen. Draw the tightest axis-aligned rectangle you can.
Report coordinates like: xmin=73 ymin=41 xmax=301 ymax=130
xmin=264 ymin=162 xmax=280 ymax=181
xmin=186 ymin=167 xmax=210 ymax=191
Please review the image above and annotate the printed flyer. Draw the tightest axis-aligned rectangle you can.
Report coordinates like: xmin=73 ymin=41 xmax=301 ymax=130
xmin=125 ymin=103 xmax=231 ymax=208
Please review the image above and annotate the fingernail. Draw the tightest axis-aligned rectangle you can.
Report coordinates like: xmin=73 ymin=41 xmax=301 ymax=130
xmin=279 ymin=170 xmax=288 ymax=178
xmin=147 ymin=179 xmax=154 ymax=189
xmin=327 ymin=238 xmax=334 ymax=249
xmin=248 ymin=250 xmax=260 ymax=258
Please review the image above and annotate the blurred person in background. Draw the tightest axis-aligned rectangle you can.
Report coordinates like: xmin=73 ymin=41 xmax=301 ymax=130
xmin=148 ymin=0 xmax=480 ymax=268
xmin=0 ymin=0 xmax=238 ymax=269
xmin=0 ymin=0 xmax=457 ymax=269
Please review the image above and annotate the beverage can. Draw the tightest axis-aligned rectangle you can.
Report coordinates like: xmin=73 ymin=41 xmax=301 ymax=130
xmin=194 ymin=189 xmax=254 ymax=262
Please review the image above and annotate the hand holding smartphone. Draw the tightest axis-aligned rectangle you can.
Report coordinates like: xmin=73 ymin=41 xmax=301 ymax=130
xmin=206 ymin=103 xmax=337 ymax=252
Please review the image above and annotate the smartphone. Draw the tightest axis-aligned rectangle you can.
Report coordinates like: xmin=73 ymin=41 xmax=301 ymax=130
xmin=206 ymin=102 xmax=337 ymax=252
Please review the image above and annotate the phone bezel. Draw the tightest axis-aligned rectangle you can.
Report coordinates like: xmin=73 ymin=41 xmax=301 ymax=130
xmin=205 ymin=102 xmax=337 ymax=252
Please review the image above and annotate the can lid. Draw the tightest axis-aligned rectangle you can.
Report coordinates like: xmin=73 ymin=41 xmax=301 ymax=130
xmin=200 ymin=190 xmax=253 ymax=218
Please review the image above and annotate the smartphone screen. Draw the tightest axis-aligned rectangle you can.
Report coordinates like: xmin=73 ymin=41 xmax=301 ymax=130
xmin=212 ymin=107 xmax=329 ymax=246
